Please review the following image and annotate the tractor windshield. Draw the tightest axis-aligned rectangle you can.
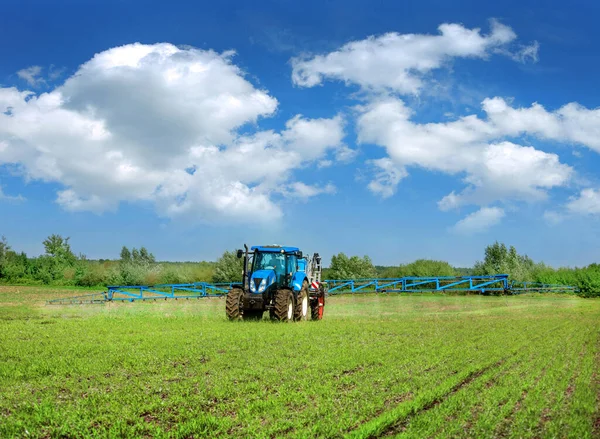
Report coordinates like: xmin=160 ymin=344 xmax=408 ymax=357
xmin=253 ymin=252 xmax=286 ymax=274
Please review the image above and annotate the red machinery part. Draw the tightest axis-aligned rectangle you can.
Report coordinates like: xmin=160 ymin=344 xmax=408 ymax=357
xmin=318 ymin=296 xmax=324 ymax=319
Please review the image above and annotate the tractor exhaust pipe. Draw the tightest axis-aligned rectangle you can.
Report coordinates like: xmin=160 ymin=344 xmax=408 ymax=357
xmin=243 ymin=244 xmax=249 ymax=291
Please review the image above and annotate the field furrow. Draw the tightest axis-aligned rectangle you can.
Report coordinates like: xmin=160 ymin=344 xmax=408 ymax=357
xmin=388 ymin=321 xmax=571 ymax=438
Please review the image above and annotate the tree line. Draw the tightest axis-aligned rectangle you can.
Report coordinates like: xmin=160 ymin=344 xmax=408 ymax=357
xmin=0 ymin=235 xmax=598 ymax=296
xmin=0 ymin=235 xmax=214 ymax=287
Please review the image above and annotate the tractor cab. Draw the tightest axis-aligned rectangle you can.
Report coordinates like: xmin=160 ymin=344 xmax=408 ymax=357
xmin=250 ymin=246 xmax=301 ymax=290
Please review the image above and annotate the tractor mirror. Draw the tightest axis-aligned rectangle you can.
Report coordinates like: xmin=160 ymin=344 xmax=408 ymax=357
xmin=297 ymin=251 xmax=303 ymax=258
xmin=236 ymin=249 xmax=243 ymax=259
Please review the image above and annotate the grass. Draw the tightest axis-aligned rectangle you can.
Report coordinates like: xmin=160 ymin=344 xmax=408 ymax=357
xmin=0 ymin=286 xmax=599 ymax=438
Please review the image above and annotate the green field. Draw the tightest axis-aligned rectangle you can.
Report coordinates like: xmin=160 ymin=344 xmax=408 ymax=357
xmin=1 ymin=287 xmax=599 ymax=438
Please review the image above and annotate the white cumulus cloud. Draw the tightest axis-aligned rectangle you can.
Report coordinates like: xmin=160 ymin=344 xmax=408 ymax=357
xmin=453 ymin=207 xmax=505 ymax=234
xmin=366 ymin=158 xmax=407 ymax=198
xmin=0 ymin=43 xmax=346 ymax=223
xmin=482 ymin=97 xmax=600 ymax=153
xmin=292 ymin=19 xmax=534 ymax=95
xmin=283 ymin=182 xmax=337 ymax=199
xmin=566 ymin=188 xmax=600 ymax=215
xmin=288 ymin=19 xmax=598 ymax=223
xmin=356 ymin=97 xmax=573 ymax=209
xmin=542 ymin=188 xmax=600 ymax=224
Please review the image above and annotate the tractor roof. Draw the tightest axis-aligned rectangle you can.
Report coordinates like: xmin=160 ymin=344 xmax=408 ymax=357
xmin=251 ymin=245 xmax=300 ymax=253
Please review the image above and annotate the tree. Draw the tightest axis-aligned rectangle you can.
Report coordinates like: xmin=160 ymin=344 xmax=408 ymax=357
xmin=117 ymin=246 xmax=157 ymax=286
xmin=328 ymin=253 xmax=376 ymax=280
xmin=120 ymin=246 xmax=131 ymax=263
xmin=473 ymin=241 xmax=537 ymax=282
xmin=576 ymin=263 xmax=600 ymax=298
xmin=121 ymin=246 xmax=155 ymax=265
xmin=43 ymin=234 xmax=76 ymax=266
xmin=3 ymin=251 xmax=29 ymax=282
xmin=397 ymin=259 xmax=456 ymax=277
xmin=131 ymin=248 xmax=141 ymax=264
xmin=0 ymin=235 xmax=8 ymax=262
xmin=0 ymin=236 xmax=9 ymax=278
xmin=376 ymin=259 xmax=456 ymax=290
xmin=212 ymin=250 xmax=244 ymax=283
xmin=139 ymin=247 xmax=155 ymax=264
xmin=474 ymin=242 xmax=508 ymax=275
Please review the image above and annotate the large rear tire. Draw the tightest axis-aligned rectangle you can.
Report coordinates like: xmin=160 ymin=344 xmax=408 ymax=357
xmin=226 ymin=288 xmax=243 ymax=321
xmin=273 ymin=289 xmax=295 ymax=322
xmin=294 ymin=281 xmax=309 ymax=321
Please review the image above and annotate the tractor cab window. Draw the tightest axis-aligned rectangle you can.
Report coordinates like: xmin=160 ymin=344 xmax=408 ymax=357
xmin=286 ymin=255 xmax=297 ymax=276
xmin=253 ymin=252 xmax=285 ymax=274
xmin=252 ymin=252 xmax=295 ymax=285
xmin=253 ymin=253 xmax=274 ymax=271
xmin=273 ymin=254 xmax=286 ymax=276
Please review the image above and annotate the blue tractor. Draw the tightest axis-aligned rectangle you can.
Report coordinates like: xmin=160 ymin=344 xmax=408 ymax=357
xmin=226 ymin=244 xmax=326 ymax=321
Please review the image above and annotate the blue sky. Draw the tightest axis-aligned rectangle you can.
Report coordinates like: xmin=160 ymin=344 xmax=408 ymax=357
xmin=2 ymin=0 xmax=600 ymax=267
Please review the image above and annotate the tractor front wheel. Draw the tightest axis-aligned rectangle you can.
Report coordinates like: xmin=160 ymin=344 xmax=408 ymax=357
xmin=226 ymin=288 xmax=243 ymax=321
xmin=273 ymin=289 xmax=295 ymax=322
xmin=294 ymin=281 xmax=309 ymax=321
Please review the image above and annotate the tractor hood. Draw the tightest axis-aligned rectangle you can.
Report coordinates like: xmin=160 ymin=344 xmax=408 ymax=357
xmin=249 ymin=270 xmax=276 ymax=294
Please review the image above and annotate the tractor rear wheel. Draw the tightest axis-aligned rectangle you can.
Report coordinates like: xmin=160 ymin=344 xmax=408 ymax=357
xmin=273 ymin=289 xmax=295 ymax=322
xmin=294 ymin=281 xmax=309 ymax=321
xmin=226 ymin=288 xmax=244 ymax=321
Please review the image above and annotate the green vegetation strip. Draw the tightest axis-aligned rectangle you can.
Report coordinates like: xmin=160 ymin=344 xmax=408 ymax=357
xmin=1 ymin=237 xmax=597 ymax=297
xmin=1 ymin=288 xmax=599 ymax=438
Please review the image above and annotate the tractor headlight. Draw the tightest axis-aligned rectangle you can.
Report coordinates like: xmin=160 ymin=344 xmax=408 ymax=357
xmin=250 ymin=280 xmax=256 ymax=293
xmin=258 ymin=278 xmax=267 ymax=293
